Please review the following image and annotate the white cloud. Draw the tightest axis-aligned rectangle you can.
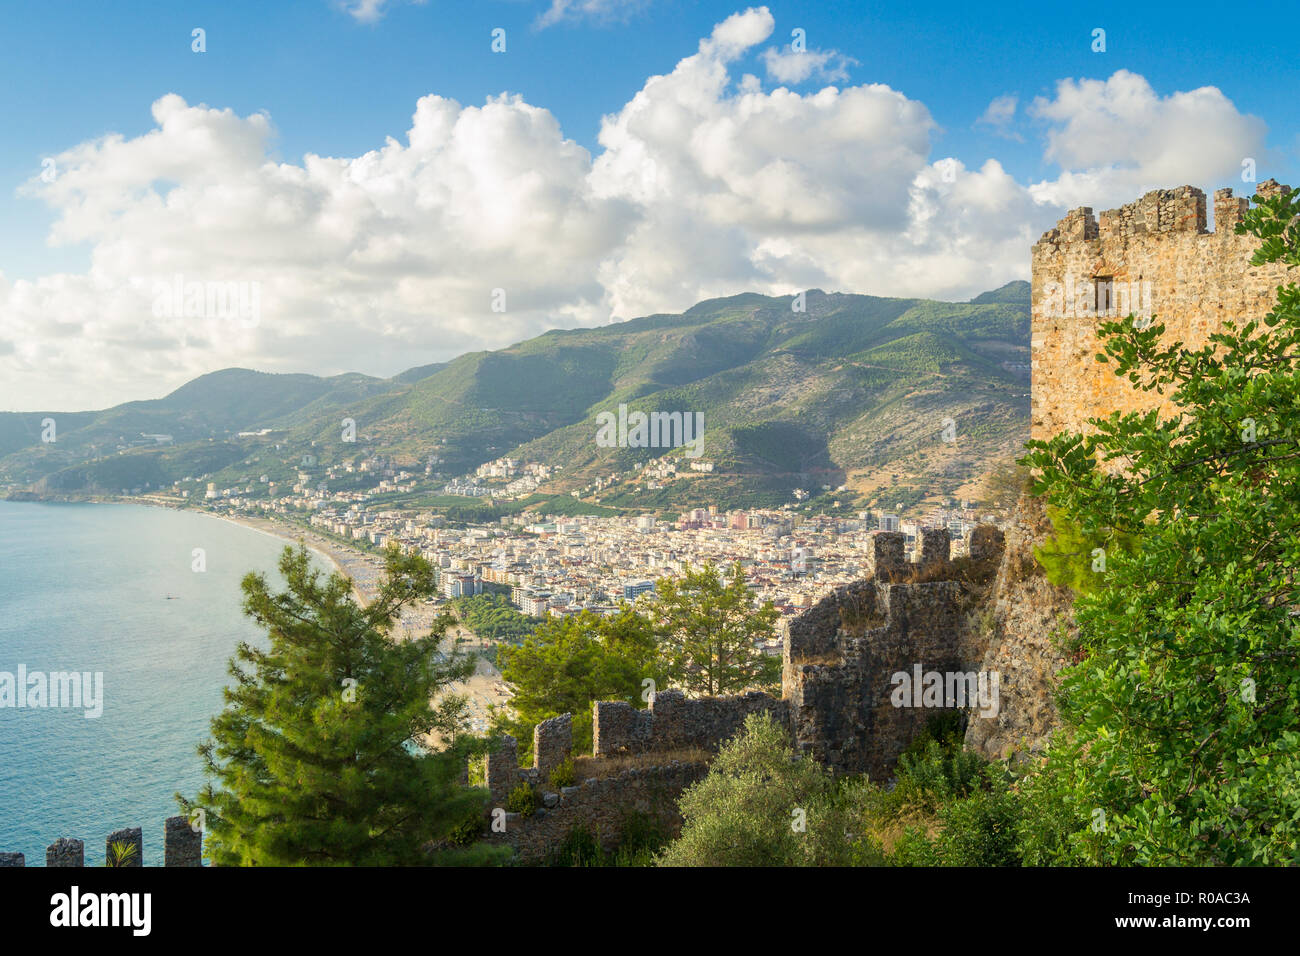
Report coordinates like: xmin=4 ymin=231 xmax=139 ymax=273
xmin=0 ymin=7 xmax=1273 ymax=410
xmin=5 ymin=92 xmax=631 ymax=409
xmin=976 ymin=93 xmax=1021 ymax=140
xmin=338 ymin=0 xmax=425 ymax=24
xmin=1027 ymin=70 xmax=1267 ymax=210
xmin=760 ymin=47 xmax=857 ymax=85
xmin=536 ymin=0 xmax=651 ymax=29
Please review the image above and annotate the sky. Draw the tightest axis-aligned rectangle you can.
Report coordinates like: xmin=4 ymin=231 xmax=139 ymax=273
xmin=1 ymin=0 xmax=1297 ymax=411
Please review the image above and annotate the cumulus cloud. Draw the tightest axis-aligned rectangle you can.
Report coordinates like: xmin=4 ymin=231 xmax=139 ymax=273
xmin=760 ymin=47 xmax=857 ymax=85
xmin=976 ymin=94 xmax=1021 ymax=140
xmin=0 ymin=7 xmax=1274 ymax=410
xmin=6 ymin=92 xmax=630 ymax=409
xmin=1027 ymin=70 xmax=1267 ymax=210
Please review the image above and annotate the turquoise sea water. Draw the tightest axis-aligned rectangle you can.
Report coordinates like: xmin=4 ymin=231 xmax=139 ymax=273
xmin=0 ymin=500 xmax=324 ymax=865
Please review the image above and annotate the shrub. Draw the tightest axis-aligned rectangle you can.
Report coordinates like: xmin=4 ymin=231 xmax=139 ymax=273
xmin=888 ymin=718 xmax=987 ymax=814
xmin=931 ymin=780 xmax=1022 ymax=866
xmin=657 ymin=713 xmax=846 ymax=866
xmin=505 ymin=782 xmax=538 ymax=817
xmin=548 ymin=756 xmax=576 ymax=790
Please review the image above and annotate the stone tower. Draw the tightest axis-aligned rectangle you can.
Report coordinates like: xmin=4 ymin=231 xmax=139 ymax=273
xmin=1030 ymin=180 xmax=1293 ymax=440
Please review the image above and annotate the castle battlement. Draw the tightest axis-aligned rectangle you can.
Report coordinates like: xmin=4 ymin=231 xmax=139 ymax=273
xmin=474 ymin=524 xmax=1005 ymax=859
xmin=1031 ymin=180 xmax=1295 ymax=440
xmin=0 ymin=816 xmax=202 ymax=867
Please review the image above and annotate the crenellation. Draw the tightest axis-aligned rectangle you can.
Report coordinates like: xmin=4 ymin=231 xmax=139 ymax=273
xmin=1256 ymin=178 xmax=1291 ymax=200
xmin=916 ymin=528 xmax=951 ymax=574
xmin=7 ymin=820 xmax=204 ymax=868
xmin=106 ymin=826 xmax=143 ymax=867
xmin=592 ymin=688 xmax=788 ymax=756
xmin=592 ymin=700 xmax=652 ymax=756
xmin=164 ymin=815 xmax=203 ymax=867
xmin=484 ymin=735 xmax=520 ymax=805
xmin=533 ymin=713 xmax=572 ymax=782
xmin=46 ymin=838 xmax=84 ymax=867
xmin=1045 ymin=206 xmax=1098 ymax=243
xmin=784 ymin=576 xmax=977 ymax=777
xmin=591 ymin=525 xmax=1007 ymax=780
xmin=1213 ymin=187 xmax=1249 ymax=234
xmin=968 ymin=525 xmax=1005 ymax=565
xmin=866 ymin=531 xmax=906 ymax=582
xmin=1032 ymin=181 xmax=1294 ymax=441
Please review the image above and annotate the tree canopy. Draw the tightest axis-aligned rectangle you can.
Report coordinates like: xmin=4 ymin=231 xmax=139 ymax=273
xmin=644 ymin=562 xmax=781 ymax=697
xmin=492 ymin=608 xmax=665 ymax=757
xmin=182 ymin=544 xmax=507 ymax=865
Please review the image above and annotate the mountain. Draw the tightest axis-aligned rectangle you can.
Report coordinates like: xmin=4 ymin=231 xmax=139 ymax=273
xmin=969 ymin=280 xmax=1030 ymax=305
xmin=0 ymin=282 xmax=1031 ymax=512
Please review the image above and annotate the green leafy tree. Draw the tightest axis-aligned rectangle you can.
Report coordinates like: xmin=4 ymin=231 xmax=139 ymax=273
xmin=657 ymin=713 xmax=848 ymax=866
xmin=181 ymin=544 xmax=507 ymax=866
xmin=1021 ymin=184 xmax=1300 ymax=864
xmin=453 ymin=592 xmax=537 ymax=643
xmin=492 ymin=608 xmax=664 ymax=757
xmin=645 ymin=562 xmax=781 ymax=696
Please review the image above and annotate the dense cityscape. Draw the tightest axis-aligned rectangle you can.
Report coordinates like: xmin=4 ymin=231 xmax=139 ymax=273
xmin=158 ymin=449 xmax=999 ymax=652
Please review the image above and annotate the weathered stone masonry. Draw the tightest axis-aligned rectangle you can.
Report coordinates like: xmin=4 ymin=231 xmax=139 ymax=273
xmin=784 ymin=529 xmax=996 ymax=778
xmin=479 ymin=526 xmax=1005 ymax=860
xmin=977 ymin=180 xmax=1297 ymax=761
xmin=1031 ymin=180 xmax=1293 ymax=441
xmin=0 ymin=816 xmax=202 ymax=867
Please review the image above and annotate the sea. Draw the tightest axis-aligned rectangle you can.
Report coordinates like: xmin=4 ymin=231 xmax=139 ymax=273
xmin=0 ymin=500 xmax=328 ymax=865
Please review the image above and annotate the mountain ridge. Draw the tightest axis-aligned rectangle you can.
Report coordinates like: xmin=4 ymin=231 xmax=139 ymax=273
xmin=0 ymin=281 xmax=1031 ymax=513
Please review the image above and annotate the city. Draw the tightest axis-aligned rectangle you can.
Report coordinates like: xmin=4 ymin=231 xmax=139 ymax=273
xmin=156 ymin=449 xmax=999 ymax=656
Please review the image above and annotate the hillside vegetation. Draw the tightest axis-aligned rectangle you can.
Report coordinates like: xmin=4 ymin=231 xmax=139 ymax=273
xmin=0 ymin=283 xmax=1030 ymax=511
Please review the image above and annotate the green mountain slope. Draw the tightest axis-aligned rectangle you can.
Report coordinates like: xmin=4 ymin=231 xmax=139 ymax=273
xmin=0 ymin=283 xmax=1030 ymax=510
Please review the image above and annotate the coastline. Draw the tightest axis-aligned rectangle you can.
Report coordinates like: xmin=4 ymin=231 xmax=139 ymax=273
xmin=192 ymin=509 xmax=380 ymax=605
xmin=3 ymin=495 xmax=511 ymax=736
xmin=207 ymin=509 xmax=509 ymax=735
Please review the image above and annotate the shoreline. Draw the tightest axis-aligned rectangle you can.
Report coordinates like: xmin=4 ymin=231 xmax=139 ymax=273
xmin=3 ymin=495 xmax=512 ymax=732
xmin=193 ymin=509 xmax=378 ymax=605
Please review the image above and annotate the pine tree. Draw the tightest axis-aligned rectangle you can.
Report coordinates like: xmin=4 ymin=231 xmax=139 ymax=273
xmin=180 ymin=544 xmax=507 ymax=865
xmin=646 ymin=562 xmax=781 ymax=697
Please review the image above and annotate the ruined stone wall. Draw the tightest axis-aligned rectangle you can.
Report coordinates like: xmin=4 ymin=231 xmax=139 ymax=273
xmin=586 ymin=528 xmax=1006 ymax=782
xmin=782 ymin=529 xmax=1003 ymax=778
xmin=1031 ymin=181 xmax=1293 ymax=442
xmin=1012 ymin=182 xmax=1296 ymax=755
xmin=482 ymin=761 xmax=707 ymax=864
xmin=480 ymin=707 xmax=709 ymax=863
xmin=592 ymin=689 xmax=789 ymax=757
xmin=0 ymin=816 xmax=202 ymax=867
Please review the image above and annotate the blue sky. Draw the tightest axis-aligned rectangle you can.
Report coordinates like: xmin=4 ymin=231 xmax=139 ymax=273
xmin=1 ymin=0 xmax=1297 ymax=409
